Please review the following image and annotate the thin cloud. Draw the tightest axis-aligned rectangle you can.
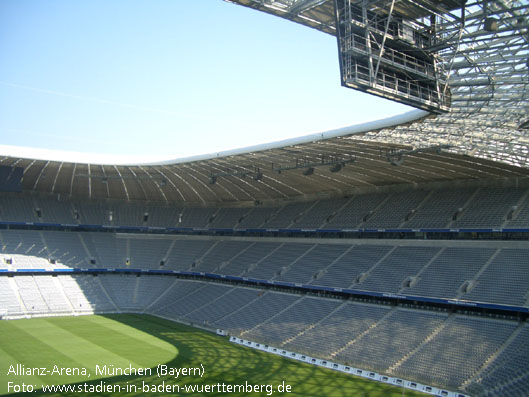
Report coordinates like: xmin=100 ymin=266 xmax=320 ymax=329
xmin=0 ymin=80 xmax=184 ymax=117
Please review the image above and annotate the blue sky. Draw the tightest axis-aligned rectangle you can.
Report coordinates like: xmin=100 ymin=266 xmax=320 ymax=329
xmin=0 ymin=0 xmax=410 ymax=162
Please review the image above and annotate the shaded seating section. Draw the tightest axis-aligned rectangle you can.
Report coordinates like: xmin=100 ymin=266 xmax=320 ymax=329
xmin=2 ymin=232 xmax=529 ymax=308
xmin=325 ymin=193 xmax=388 ymax=229
xmin=1 ymin=186 xmax=528 ymax=229
xmin=356 ymin=246 xmax=440 ymax=293
xmin=362 ymin=190 xmax=429 ymax=228
xmin=42 ymin=231 xmax=93 ymax=268
xmin=274 ymin=244 xmax=349 ymax=284
xmin=293 ymin=198 xmax=350 ymax=229
xmin=126 ymin=237 xmax=173 ymax=268
xmin=403 ymin=189 xmax=475 ymax=228
xmin=237 ymin=207 xmax=277 ymax=228
xmin=311 ymin=244 xmax=393 ymax=288
xmin=193 ymin=241 xmax=252 ymax=272
xmin=462 ymin=249 xmax=529 ymax=306
xmin=452 ymin=187 xmax=525 ymax=228
xmin=165 ymin=239 xmax=214 ymax=270
xmin=507 ymin=197 xmax=529 ymax=228
xmin=208 ymin=207 xmax=251 ymax=228
xmin=220 ymin=242 xmax=280 ymax=276
xmin=403 ymin=247 xmax=496 ymax=299
xmin=0 ymin=195 xmax=39 ymax=222
xmin=245 ymin=243 xmax=312 ymax=280
xmin=262 ymin=202 xmax=314 ymax=228
xmin=59 ymin=275 xmax=115 ymax=312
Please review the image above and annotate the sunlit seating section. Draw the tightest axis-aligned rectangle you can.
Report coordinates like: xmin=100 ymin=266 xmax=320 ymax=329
xmin=283 ymin=302 xmax=390 ymax=357
xmin=243 ymin=297 xmax=340 ymax=344
xmin=336 ymin=309 xmax=447 ymax=373
xmin=0 ymin=230 xmax=48 ymax=258
xmin=395 ymin=316 xmax=517 ymax=389
xmin=215 ymin=292 xmax=300 ymax=335
xmin=34 ymin=275 xmax=71 ymax=312
xmin=62 ymin=275 xmax=116 ymax=312
xmin=15 ymin=276 xmax=49 ymax=314
xmin=0 ymin=277 xmax=23 ymax=316
xmin=184 ymin=287 xmax=262 ymax=325
xmin=476 ymin=325 xmax=529 ymax=397
xmin=153 ymin=282 xmax=233 ymax=319
xmin=42 ymin=231 xmax=91 ymax=268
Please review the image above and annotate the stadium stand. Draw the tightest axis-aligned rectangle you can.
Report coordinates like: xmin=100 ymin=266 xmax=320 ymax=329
xmin=1 ymin=186 xmax=529 ymax=231
xmin=1 ymin=184 xmax=529 ymax=396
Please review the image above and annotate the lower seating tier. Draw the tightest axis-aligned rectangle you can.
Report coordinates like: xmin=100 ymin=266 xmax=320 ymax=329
xmin=0 ymin=274 xmax=527 ymax=396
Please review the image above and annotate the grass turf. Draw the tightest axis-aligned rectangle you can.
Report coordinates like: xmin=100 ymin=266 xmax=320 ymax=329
xmin=0 ymin=314 xmax=426 ymax=396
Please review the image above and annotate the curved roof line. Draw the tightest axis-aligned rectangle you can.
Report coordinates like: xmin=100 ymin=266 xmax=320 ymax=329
xmin=0 ymin=109 xmax=428 ymax=166
xmin=142 ymin=109 xmax=429 ymax=166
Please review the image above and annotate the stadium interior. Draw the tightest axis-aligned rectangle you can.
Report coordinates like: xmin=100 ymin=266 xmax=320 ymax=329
xmin=1 ymin=0 xmax=529 ymax=396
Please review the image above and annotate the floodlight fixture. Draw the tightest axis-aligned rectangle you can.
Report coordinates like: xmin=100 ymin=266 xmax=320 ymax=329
xmin=254 ymin=169 xmax=263 ymax=181
xmin=330 ymin=163 xmax=344 ymax=173
xmin=303 ymin=167 xmax=315 ymax=176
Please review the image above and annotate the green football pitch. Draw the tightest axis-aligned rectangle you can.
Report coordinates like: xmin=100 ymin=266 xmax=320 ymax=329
xmin=0 ymin=314 xmax=426 ymax=396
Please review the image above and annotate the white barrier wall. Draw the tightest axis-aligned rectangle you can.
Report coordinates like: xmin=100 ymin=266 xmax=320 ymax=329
xmin=228 ymin=335 xmax=469 ymax=397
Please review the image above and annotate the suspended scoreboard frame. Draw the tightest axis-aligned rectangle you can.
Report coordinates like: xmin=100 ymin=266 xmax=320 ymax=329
xmin=334 ymin=0 xmax=458 ymax=113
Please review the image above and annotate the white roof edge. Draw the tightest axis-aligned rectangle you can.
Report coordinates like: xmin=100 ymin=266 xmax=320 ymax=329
xmin=142 ymin=109 xmax=429 ymax=166
xmin=0 ymin=109 xmax=428 ymax=166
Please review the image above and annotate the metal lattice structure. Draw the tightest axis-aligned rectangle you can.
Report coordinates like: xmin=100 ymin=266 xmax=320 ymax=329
xmin=226 ymin=0 xmax=529 ymax=166
xmin=0 ymin=0 xmax=528 ymax=204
